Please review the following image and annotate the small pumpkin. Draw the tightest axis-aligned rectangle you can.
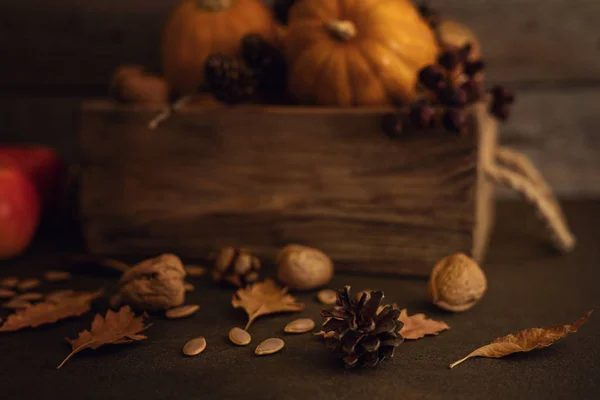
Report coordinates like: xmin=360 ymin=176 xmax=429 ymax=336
xmin=284 ymin=0 xmax=438 ymax=106
xmin=436 ymin=19 xmax=482 ymax=61
xmin=162 ymin=0 xmax=277 ymax=94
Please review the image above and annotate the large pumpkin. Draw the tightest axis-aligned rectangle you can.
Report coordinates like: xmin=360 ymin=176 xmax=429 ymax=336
xmin=162 ymin=0 xmax=277 ymax=94
xmin=285 ymin=0 xmax=438 ymax=106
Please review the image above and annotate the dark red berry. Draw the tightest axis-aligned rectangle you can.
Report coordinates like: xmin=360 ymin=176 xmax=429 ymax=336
xmin=490 ymin=85 xmax=515 ymax=104
xmin=438 ymin=86 xmax=468 ymax=107
xmin=490 ymin=103 xmax=511 ymax=121
xmin=381 ymin=113 xmax=405 ymax=138
xmin=437 ymin=51 xmax=460 ymax=71
xmin=442 ymin=109 xmax=466 ymax=134
xmin=204 ymin=54 xmax=258 ymax=105
xmin=464 ymin=60 xmax=486 ymax=77
xmin=460 ymin=80 xmax=484 ymax=103
xmin=418 ymin=66 xmax=445 ymax=91
xmin=409 ymin=101 xmax=437 ymax=129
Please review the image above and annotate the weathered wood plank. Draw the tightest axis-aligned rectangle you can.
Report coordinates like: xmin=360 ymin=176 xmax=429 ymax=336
xmin=79 ymin=103 xmax=489 ymax=275
xmin=2 ymin=87 xmax=600 ymax=196
xmin=0 ymin=0 xmax=598 ymax=88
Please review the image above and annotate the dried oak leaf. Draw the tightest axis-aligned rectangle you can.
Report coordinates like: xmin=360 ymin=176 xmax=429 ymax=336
xmin=232 ymin=278 xmax=304 ymax=330
xmin=450 ymin=310 xmax=593 ymax=369
xmin=399 ymin=308 xmax=450 ymax=340
xmin=57 ymin=305 xmax=151 ymax=369
xmin=0 ymin=290 xmax=103 ymax=332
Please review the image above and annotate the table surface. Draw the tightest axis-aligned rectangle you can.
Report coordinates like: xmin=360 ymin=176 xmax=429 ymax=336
xmin=0 ymin=200 xmax=598 ymax=400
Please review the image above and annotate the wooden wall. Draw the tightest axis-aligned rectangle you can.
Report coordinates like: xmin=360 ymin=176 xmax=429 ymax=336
xmin=1 ymin=0 xmax=599 ymax=196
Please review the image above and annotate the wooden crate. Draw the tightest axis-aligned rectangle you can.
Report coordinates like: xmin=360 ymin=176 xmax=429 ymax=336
xmin=79 ymin=101 xmax=497 ymax=276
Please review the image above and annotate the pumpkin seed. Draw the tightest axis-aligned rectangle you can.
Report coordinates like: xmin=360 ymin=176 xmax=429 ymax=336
xmin=284 ymin=318 xmax=315 ymax=334
xmin=184 ymin=282 xmax=195 ymax=292
xmin=0 ymin=288 xmax=16 ymax=299
xmin=229 ymin=327 xmax=251 ymax=346
xmin=317 ymin=289 xmax=337 ymax=305
xmin=14 ymin=293 xmax=43 ymax=302
xmin=46 ymin=290 xmax=74 ymax=303
xmin=17 ymin=279 xmax=41 ymax=291
xmin=184 ymin=265 xmax=207 ymax=278
xmin=0 ymin=277 xmax=19 ymax=288
xmin=255 ymin=338 xmax=285 ymax=356
xmin=3 ymin=299 xmax=31 ymax=309
xmin=183 ymin=337 xmax=207 ymax=356
xmin=44 ymin=270 xmax=71 ymax=282
xmin=166 ymin=304 xmax=200 ymax=319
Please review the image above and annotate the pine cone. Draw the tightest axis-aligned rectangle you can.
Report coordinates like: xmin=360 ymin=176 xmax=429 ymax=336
xmin=212 ymin=247 xmax=261 ymax=287
xmin=241 ymin=34 xmax=287 ymax=94
xmin=204 ymin=54 xmax=258 ymax=105
xmin=319 ymin=286 xmax=404 ymax=368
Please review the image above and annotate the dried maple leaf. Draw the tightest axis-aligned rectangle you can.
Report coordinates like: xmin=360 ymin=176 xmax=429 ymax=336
xmin=450 ymin=310 xmax=593 ymax=369
xmin=57 ymin=306 xmax=151 ymax=369
xmin=0 ymin=290 xmax=103 ymax=332
xmin=399 ymin=309 xmax=450 ymax=340
xmin=232 ymin=278 xmax=304 ymax=330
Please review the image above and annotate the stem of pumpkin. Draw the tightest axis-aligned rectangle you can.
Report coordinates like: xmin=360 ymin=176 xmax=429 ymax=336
xmin=196 ymin=0 xmax=232 ymax=12
xmin=325 ymin=20 xmax=357 ymax=41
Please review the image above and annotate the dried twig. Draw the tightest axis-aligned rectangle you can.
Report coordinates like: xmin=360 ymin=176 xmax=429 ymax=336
xmin=148 ymin=95 xmax=192 ymax=130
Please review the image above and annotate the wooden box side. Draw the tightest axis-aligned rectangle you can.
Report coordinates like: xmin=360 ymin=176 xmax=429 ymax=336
xmin=79 ymin=102 xmax=489 ymax=276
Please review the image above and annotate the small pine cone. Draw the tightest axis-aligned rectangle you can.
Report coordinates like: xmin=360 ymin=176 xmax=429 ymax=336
xmin=205 ymin=54 xmax=258 ymax=105
xmin=212 ymin=247 xmax=261 ymax=287
xmin=241 ymin=34 xmax=287 ymax=92
xmin=319 ymin=287 xmax=404 ymax=368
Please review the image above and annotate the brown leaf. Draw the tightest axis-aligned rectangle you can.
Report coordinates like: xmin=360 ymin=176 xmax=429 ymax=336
xmin=232 ymin=278 xmax=304 ymax=330
xmin=57 ymin=306 xmax=151 ymax=369
xmin=399 ymin=309 xmax=450 ymax=340
xmin=0 ymin=290 xmax=103 ymax=332
xmin=450 ymin=310 xmax=593 ymax=369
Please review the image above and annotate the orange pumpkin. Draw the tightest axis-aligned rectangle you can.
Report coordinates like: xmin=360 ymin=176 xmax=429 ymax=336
xmin=162 ymin=0 xmax=277 ymax=94
xmin=285 ymin=0 xmax=438 ymax=106
xmin=436 ymin=19 xmax=482 ymax=61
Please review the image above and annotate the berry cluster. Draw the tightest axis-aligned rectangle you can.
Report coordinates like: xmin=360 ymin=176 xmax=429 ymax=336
xmin=383 ymin=43 xmax=514 ymax=138
xmin=205 ymin=34 xmax=287 ymax=105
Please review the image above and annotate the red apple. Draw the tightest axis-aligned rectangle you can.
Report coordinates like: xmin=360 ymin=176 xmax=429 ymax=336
xmin=0 ymin=146 xmax=67 ymax=213
xmin=0 ymin=165 xmax=41 ymax=259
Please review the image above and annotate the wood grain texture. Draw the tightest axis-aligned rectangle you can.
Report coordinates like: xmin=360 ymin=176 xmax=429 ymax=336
xmin=79 ymin=103 xmax=490 ymax=275
xmin=0 ymin=0 xmax=598 ymax=88
xmin=3 ymin=88 xmax=598 ymax=196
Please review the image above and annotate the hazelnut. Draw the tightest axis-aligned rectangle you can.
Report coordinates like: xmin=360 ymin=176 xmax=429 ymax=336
xmin=276 ymin=245 xmax=334 ymax=290
xmin=427 ymin=253 xmax=486 ymax=312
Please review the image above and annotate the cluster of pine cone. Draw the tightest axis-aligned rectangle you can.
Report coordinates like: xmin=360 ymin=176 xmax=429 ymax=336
xmin=205 ymin=34 xmax=287 ymax=105
xmin=383 ymin=43 xmax=515 ymax=138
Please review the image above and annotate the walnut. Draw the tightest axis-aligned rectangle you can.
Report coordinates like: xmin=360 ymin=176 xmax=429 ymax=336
xmin=119 ymin=253 xmax=186 ymax=311
xmin=276 ymin=245 xmax=334 ymax=290
xmin=427 ymin=253 xmax=487 ymax=312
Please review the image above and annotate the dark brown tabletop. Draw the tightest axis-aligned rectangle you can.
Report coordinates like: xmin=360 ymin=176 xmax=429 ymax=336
xmin=0 ymin=200 xmax=598 ymax=400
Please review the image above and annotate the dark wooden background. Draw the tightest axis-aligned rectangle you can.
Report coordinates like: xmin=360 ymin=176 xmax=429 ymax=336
xmin=1 ymin=0 xmax=599 ymax=196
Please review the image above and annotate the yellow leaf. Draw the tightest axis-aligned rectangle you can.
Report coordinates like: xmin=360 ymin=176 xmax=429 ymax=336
xmin=232 ymin=279 xmax=304 ymax=330
xmin=0 ymin=290 xmax=103 ymax=332
xmin=450 ymin=310 xmax=593 ymax=369
xmin=57 ymin=306 xmax=151 ymax=369
xmin=398 ymin=309 xmax=450 ymax=340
